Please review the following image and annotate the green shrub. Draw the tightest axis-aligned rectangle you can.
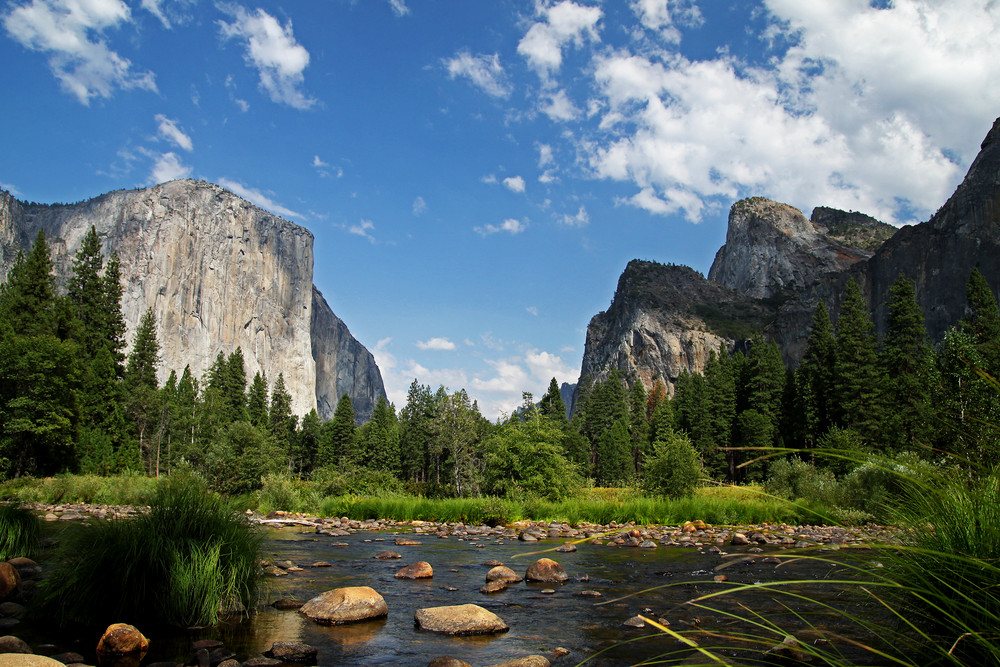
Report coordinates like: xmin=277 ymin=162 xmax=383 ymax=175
xmin=312 ymin=464 xmax=404 ymax=497
xmin=641 ymin=429 xmax=702 ymax=499
xmin=37 ymin=472 xmax=263 ymax=629
xmin=0 ymin=502 xmax=39 ymax=560
xmin=765 ymin=457 xmax=841 ymax=507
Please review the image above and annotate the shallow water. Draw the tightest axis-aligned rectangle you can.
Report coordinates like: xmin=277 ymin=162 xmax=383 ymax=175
xmin=26 ymin=524 xmax=887 ymax=666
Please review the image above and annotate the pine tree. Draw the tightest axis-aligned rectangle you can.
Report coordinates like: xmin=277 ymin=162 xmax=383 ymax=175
xmin=123 ymin=308 xmax=160 ymax=471
xmin=399 ymin=380 xmax=435 ymax=482
xmin=594 ymin=419 xmax=631 ymax=487
xmin=358 ymin=396 xmax=401 ymax=474
xmin=796 ymin=301 xmax=836 ymax=449
xmin=67 ymin=226 xmax=106 ymax=360
xmin=268 ymin=373 xmax=295 ymax=465
xmin=703 ymin=349 xmax=736 ymax=479
xmin=538 ymin=377 xmax=568 ymax=423
xmin=832 ymin=278 xmax=885 ymax=445
xmin=962 ymin=268 xmax=1000 ymax=375
xmin=224 ymin=348 xmax=248 ymax=422
xmin=627 ymin=377 xmax=649 ymax=473
xmin=881 ymin=273 xmax=937 ymax=451
xmin=101 ymin=253 xmax=127 ymax=375
xmin=246 ymin=371 xmax=270 ymax=431
xmin=319 ymin=393 xmax=355 ymax=468
xmin=0 ymin=230 xmax=57 ymax=337
xmin=294 ymin=409 xmax=322 ymax=476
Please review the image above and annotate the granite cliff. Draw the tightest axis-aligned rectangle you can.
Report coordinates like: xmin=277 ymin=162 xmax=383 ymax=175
xmin=578 ymin=116 xmax=1000 ymax=398
xmin=0 ymin=179 xmax=386 ymax=422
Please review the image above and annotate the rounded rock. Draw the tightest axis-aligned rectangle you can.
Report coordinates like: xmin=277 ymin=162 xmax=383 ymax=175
xmin=414 ymin=604 xmax=509 ymax=635
xmin=299 ymin=586 xmax=388 ymax=625
xmin=525 ymin=558 xmax=568 ymax=583
xmin=265 ymin=642 xmax=317 ymax=663
xmin=95 ymin=624 xmax=148 ymax=660
xmin=0 ymin=565 xmax=20 ymax=601
xmin=427 ymin=658 xmax=472 ymax=667
xmin=486 ymin=565 xmax=521 ymax=583
xmin=395 ymin=561 xmax=433 ymax=579
xmin=374 ymin=551 xmax=402 ymax=560
xmin=0 ymin=657 xmax=64 ymax=667
xmin=484 ymin=658 xmax=551 ymax=667
xmin=0 ymin=636 xmax=31 ymax=654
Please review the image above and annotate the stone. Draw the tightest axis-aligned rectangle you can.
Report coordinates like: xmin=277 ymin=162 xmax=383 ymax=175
xmin=299 ymin=586 xmax=388 ymax=625
xmin=0 ymin=180 xmax=387 ymax=422
xmin=623 ymin=616 xmax=646 ymax=628
xmin=763 ymin=635 xmax=812 ymax=663
xmin=0 ymin=657 xmax=64 ymax=667
xmin=271 ymin=598 xmax=302 ymax=610
xmin=395 ymin=562 xmax=433 ymax=579
xmin=374 ymin=551 xmax=401 ymax=560
xmin=486 ymin=566 xmax=521 ymax=583
xmin=574 ymin=590 xmax=602 ymax=598
xmin=0 ymin=636 xmax=31 ymax=653
xmin=311 ymin=561 xmax=332 ymax=567
xmin=525 ymin=558 xmax=568 ymax=583
xmin=241 ymin=658 xmax=282 ymax=667
xmin=0 ymin=565 xmax=20 ymax=601
xmin=264 ymin=642 xmax=317 ymax=663
xmin=638 ymin=540 xmax=657 ymax=548
xmin=483 ymin=559 xmax=503 ymax=567
xmin=394 ymin=537 xmax=421 ymax=546
xmin=95 ymin=624 xmax=148 ymax=661
xmin=47 ymin=653 xmax=85 ymax=665
xmin=427 ymin=658 xmax=472 ymax=667
xmin=414 ymin=604 xmax=509 ymax=635
xmin=480 ymin=580 xmax=508 ymax=595
xmin=190 ymin=640 xmax=223 ymax=651
xmin=484 ymin=658 xmax=550 ymax=667
xmin=192 ymin=647 xmax=210 ymax=667
xmin=217 ymin=661 xmax=239 ymax=667
xmin=730 ymin=532 xmax=750 ymax=546
xmin=554 ymin=543 xmax=577 ymax=553
xmin=0 ymin=603 xmax=25 ymax=619
xmin=208 ymin=648 xmax=235 ymax=664
xmin=5 ymin=560 xmax=39 ymax=581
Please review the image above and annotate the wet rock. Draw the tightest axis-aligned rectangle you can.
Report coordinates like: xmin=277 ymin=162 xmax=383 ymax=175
xmin=0 ymin=635 xmax=32 ymax=653
xmin=427 ymin=658 xmax=472 ymax=667
xmin=208 ymin=648 xmax=235 ymax=664
xmin=191 ymin=647 xmax=209 ymax=667
xmin=540 ymin=589 xmax=556 ymax=595
xmin=525 ymin=558 xmax=568 ymax=583
xmin=574 ymin=590 xmax=602 ymax=598
xmin=554 ymin=543 xmax=577 ymax=553
xmin=374 ymin=551 xmax=402 ymax=559
xmin=264 ymin=642 xmax=317 ymax=663
xmin=484 ymin=658 xmax=550 ymax=667
xmin=190 ymin=640 xmax=223 ymax=651
xmin=262 ymin=565 xmax=287 ymax=577
xmin=48 ymin=652 xmax=85 ymax=665
xmin=638 ymin=540 xmax=657 ymax=548
xmin=241 ymin=658 xmax=281 ymax=667
xmin=730 ymin=532 xmax=750 ymax=546
xmin=550 ymin=647 xmax=570 ymax=659
xmin=0 ymin=657 xmax=65 ymax=667
xmin=518 ymin=532 xmax=538 ymax=542
xmin=5 ymin=559 xmax=40 ymax=580
xmin=95 ymin=624 xmax=148 ymax=662
xmin=395 ymin=562 xmax=433 ymax=579
xmin=395 ymin=537 xmax=421 ymax=546
xmin=483 ymin=559 xmax=503 ymax=567
xmin=271 ymin=598 xmax=302 ymax=610
xmin=311 ymin=561 xmax=332 ymax=567
xmin=623 ymin=616 xmax=646 ymax=628
xmin=480 ymin=580 xmax=508 ymax=594
xmin=0 ymin=602 xmax=25 ymax=619
xmin=414 ymin=604 xmax=509 ymax=635
xmin=486 ymin=566 xmax=521 ymax=583
xmin=217 ymin=661 xmax=239 ymax=667
xmin=299 ymin=586 xmax=388 ymax=625
xmin=0 ymin=564 xmax=21 ymax=601
xmin=763 ymin=635 xmax=813 ymax=663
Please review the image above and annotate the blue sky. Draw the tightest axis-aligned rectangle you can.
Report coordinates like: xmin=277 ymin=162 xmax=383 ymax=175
xmin=2 ymin=0 xmax=999 ymax=419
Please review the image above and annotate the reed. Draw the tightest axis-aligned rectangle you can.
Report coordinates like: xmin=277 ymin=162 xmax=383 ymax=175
xmin=0 ymin=502 xmax=39 ymax=560
xmin=36 ymin=472 xmax=263 ymax=629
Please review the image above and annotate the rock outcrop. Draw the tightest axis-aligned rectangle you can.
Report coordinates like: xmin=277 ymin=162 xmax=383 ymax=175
xmin=0 ymin=179 xmax=385 ymax=421
xmin=579 ymin=116 xmax=1000 ymax=397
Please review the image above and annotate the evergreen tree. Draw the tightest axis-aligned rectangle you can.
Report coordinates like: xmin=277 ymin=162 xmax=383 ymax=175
xmin=399 ymin=380 xmax=435 ymax=482
xmin=66 ymin=226 xmax=106 ymax=360
xmin=795 ymin=301 xmax=836 ymax=449
xmin=318 ymin=393 xmax=355 ymax=468
xmin=101 ymin=253 xmax=127 ymax=375
xmin=538 ymin=377 xmax=568 ymax=423
xmin=123 ymin=308 xmax=160 ymax=471
xmin=294 ymin=409 xmax=322 ymax=475
xmin=246 ymin=371 xmax=270 ymax=431
xmin=594 ymin=418 xmax=631 ymax=486
xmin=881 ymin=273 xmax=937 ymax=451
xmin=0 ymin=230 xmax=57 ymax=337
xmin=357 ymin=396 xmax=401 ymax=474
xmin=268 ymin=373 xmax=295 ymax=466
xmin=962 ymin=268 xmax=1000 ymax=375
xmin=627 ymin=377 xmax=649 ymax=473
xmin=224 ymin=348 xmax=248 ymax=421
xmin=833 ymin=278 xmax=885 ymax=445
xmin=170 ymin=365 xmax=198 ymax=467
xmin=703 ymin=349 xmax=736 ymax=479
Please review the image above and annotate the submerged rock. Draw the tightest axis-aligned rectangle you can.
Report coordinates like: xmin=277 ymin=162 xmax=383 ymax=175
xmin=299 ymin=586 xmax=388 ymax=625
xmin=395 ymin=562 xmax=434 ymax=579
xmin=525 ymin=558 xmax=568 ymax=583
xmin=486 ymin=566 xmax=521 ymax=583
xmin=265 ymin=642 xmax=317 ymax=663
xmin=414 ymin=604 xmax=509 ymax=635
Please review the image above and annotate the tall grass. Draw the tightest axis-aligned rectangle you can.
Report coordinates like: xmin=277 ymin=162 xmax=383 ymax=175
xmin=36 ymin=472 xmax=263 ymax=629
xmin=0 ymin=472 xmax=159 ymax=506
xmin=0 ymin=502 xmax=40 ymax=560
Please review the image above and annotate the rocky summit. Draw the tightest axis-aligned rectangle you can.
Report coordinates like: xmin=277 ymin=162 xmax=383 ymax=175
xmin=578 ymin=116 xmax=1000 ymax=397
xmin=0 ymin=179 xmax=385 ymax=421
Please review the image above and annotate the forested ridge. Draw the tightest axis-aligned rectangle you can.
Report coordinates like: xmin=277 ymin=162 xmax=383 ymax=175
xmin=2 ymin=228 xmax=998 ymax=512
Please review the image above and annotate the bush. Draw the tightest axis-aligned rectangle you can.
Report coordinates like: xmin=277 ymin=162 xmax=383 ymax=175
xmin=838 ymin=451 xmax=943 ymax=523
xmin=37 ymin=472 xmax=263 ymax=628
xmin=0 ymin=502 xmax=39 ymax=560
xmin=641 ymin=429 xmax=702 ymax=499
xmin=312 ymin=464 xmax=404 ymax=497
xmin=765 ymin=457 xmax=841 ymax=508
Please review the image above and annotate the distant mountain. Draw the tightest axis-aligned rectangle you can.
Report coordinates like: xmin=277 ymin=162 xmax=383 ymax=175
xmin=577 ymin=116 xmax=1000 ymax=398
xmin=0 ymin=179 xmax=386 ymax=422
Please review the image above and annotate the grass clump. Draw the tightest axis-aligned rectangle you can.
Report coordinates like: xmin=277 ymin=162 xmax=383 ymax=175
xmin=37 ymin=472 xmax=263 ymax=629
xmin=0 ymin=502 xmax=39 ymax=560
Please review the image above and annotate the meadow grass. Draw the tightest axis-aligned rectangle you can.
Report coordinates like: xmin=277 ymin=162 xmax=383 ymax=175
xmin=0 ymin=472 xmax=160 ymax=506
xmin=36 ymin=472 xmax=263 ymax=629
xmin=0 ymin=502 xmax=40 ymax=560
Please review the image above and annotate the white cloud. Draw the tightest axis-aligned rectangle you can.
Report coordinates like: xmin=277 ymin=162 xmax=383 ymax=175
xmin=234 ymin=98 xmax=250 ymax=112
xmin=465 ymin=348 xmax=578 ymax=419
xmin=541 ymin=89 xmax=578 ymax=121
xmin=3 ymin=0 xmax=156 ymax=105
xmin=349 ymin=219 xmax=376 ymax=243
xmin=474 ymin=218 xmax=527 ymax=236
xmin=630 ymin=0 xmax=702 ymax=42
xmin=141 ymin=0 xmax=169 ymax=28
xmin=312 ymin=155 xmax=328 ymax=168
xmin=1 ymin=182 xmax=23 ymax=197
xmin=444 ymin=50 xmax=511 ymax=98
xmin=217 ymin=177 xmax=303 ymax=219
xmin=412 ymin=196 xmax=427 ymax=215
xmin=149 ymin=152 xmax=191 ymax=184
xmin=537 ymin=143 xmax=554 ymax=168
xmin=559 ymin=205 xmax=589 ymax=227
xmin=481 ymin=174 xmax=498 ymax=184
xmin=218 ymin=5 xmax=315 ymax=109
xmin=526 ymin=306 xmax=538 ymax=316
xmin=502 ymin=175 xmax=525 ymax=193
xmin=517 ymin=0 xmax=602 ymax=77
xmin=416 ymin=337 xmax=456 ymax=351
xmin=582 ymin=1 xmax=1000 ymax=224
xmin=372 ymin=338 xmax=406 ymax=406
xmin=154 ymin=114 xmax=192 ymax=151
xmin=388 ymin=0 xmax=409 ymax=17
xmin=524 ymin=348 xmax=576 ymax=384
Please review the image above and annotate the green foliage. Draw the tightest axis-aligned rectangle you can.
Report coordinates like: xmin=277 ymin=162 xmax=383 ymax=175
xmin=642 ymin=429 xmax=702 ymax=499
xmin=538 ymin=377 xmax=568 ymax=423
xmin=355 ymin=396 xmax=400 ymax=474
xmin=795 ymin=300 xmax=836 ymax=449
xmin=0 ymin=502 xmax=40 ymax=560
xmin=37 ymin=472 xmax=263 ymax=628
xmin=207 ymin=421 xmax=281 ymax=495
xmin=765 ymin=457 xmax=840 ymax=509
xmin=481 ymin=408 xmax=581 ymax=501
xmin=594 ymin=419 xmax=632 ymax=487
xmin=319 ymin=393 xmax=355 ymax=468
xmin=833 ymin=278 xmax=885 ymax=443
xmin=311 ymin=463 xmax=404 ymax=497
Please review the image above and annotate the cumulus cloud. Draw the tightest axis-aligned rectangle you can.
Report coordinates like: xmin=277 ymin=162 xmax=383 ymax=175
xmin=630 ymin=0 xmax=702 ymax=42
xmin=474 ymin=218 xmax=527 ymax=236
xmin=218 ymin=5 xmax=315 ymax=109
xmin=154 ymin=114 xmax=192 ymax=151
xmin=502 ymin=175 xmax=525 ymax=193
xmin=218 ymin=177 xmax=303 ymax=219
xmin=517 ymin=0 xmax=602 ymax=77
xmin=559 ymin=205 xmax=589 ymax=227
xmin=444 ymin=50 xmax=511 ymax=98
xmin=149 ymin=152 xmax=191 ymax=184
xmin=349 ymin=219 xmax=376 ymax=243
xmin=582 ymin=0 xmax=1000 ymax=224
xmin=541 ymin=89 xmax=578 ymax=121
xmin=3 ymin=0 xmax=157 ymax=104
xmin=417 ymin=337 xmax=456 ymax=351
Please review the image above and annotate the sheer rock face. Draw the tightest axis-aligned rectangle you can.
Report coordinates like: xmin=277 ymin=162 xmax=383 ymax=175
xmin=708 ymin=198 xmax=892 ymax=299
xmin=0 ymin=179 xmax=385 ymax=421
xmin=577 ymin=261 xmax=772 ymax=399
xmin=579 ymin=117 xmax=1000 ymax=398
